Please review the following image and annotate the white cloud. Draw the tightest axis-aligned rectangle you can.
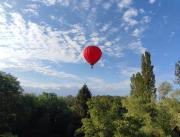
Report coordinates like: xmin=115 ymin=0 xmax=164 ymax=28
xmin=86 ymin=77 xmax=130 ymax=92
xmin=118 ymin=0 xmax=133 ymax=10
xmin=101 ymin=44 xmax=124 ymax=58
xmin=28 ymin=66 xmax=81 ymax=80
xmin=99 ymin=60 xmax=105 ymax=67
xmin=0 ymin=7 xmax=83 ymax=65
xmin=105 ymin=41 xmax=112 ymax=46
xmin=20 ymin=79 xmax=81 ymax=90
xmin=0 ymin=5 xmax=6 ymax=23
xmin=0 ymin=4 xmax=127 ymax=71
xmin=129 ymin=40 xmax=146 ymax=54
xmin=22 ymin=9 xmax=39 ymax=16
xmin=91 ymin=37 xmax=100 ymax=44
xmin=141 ymin=16 xmax=151 ymax=24
xmin=81 ymin=0 xmax=90 ymax=10
xmin=94 ymin=0 xmax=102 ymax=5
xmin=149 ymin=0 xmax=156 ymax=4
xmin=50 ymin=15 xmax=57 ymax=20
xmin=18 ymin=76 xmax=130 ymax=95
xmin=0 ymin=0 xmax=155 ymax=95
xmin=59 ymin=0 xmax=70 ymax=6
xmin=131 ymin=28 xmax=144 ymax=37
xmin=26 ymin=4 xmax=40 ymax=9
xmin=139 ymin=9 xmax=144 ymax=14
xmin=3 ymin=2 xmax=13 ymax=8
xmin=0 ymin=5 xmax=87 ymax=88
xmin=100 ymin=24 xmax=110 ymax=32
xmin=22 ymin=4 xmax=40 ymax=16
xmin=120 ymin=66 xmax=140 ymax=77
xmin=123 ymin=8 xmax=138 ymax=26
xmin=0 ymin=61 xmax=81 ymax=81
xmin=36 ymin=0 xmax=57 ymax=6
xmin=31 ymin=0 xmax=70 ymax=6
xmin=73 ymin=34 xmax=86 ymax=45
xmin=103 ymin=2 xmax=112 ymax=10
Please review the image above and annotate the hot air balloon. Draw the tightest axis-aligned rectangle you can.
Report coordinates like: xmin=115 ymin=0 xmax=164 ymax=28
xmin=83 ymin=45 xmax=102 ymax=68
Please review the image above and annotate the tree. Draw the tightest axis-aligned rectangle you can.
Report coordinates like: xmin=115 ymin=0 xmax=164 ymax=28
xmin=159 ymin=98 xmax=180 ymax=136
xmin=158 ymin=82 xmax=172 ymax=99
xmin=35 ymin=92 xmax=72 ymax=137
xmin=74 ymin=84 xmax=92 ymax=137
xmin=141 ymin=52 xmax=157 ymax=120
xmin=155 ymin=104 xmax=172 ymax=136
xmin=129 ymin=51 xmax=157 ymax=116
xmin=171 ymin=89 xmax=180 ymax=100
xmin=172 ymin=126 xmax=180 ymax=137
xmin=76 ymin=84 xmax=92 ymax=118
xmin=126 ymin=52 xmax=169 ymax=136
xmin=141 ymin=51 xmax=156 ymax=101
xmin=81 ymin=96 xmax=126 ymax=137
xmin=130 ymin=52 xmax=156 ymax=104
xmin=13 ymin=93 xmax=39 ymax=137
xmin=0 ymin=133 xmax=18 ymax=137
xmin=114 ymin=116 xmax=145 ymax=137
xmin=0 ymin=71 xmax=23 ymax=133
xmin=175 ymin=61 xmax=180 ymax=85
xmin=130 ymin=73 xmax=145 ymax=101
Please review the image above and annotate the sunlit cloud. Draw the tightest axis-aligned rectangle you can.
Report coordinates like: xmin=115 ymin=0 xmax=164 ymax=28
xmin=131 ymin=28 xmax=144 ymax=37
xmin=129 ymin=40 xmax=146 ymax=54
xmin=149 ymin=0 xmax=156 ymax=4
xmin=22 ymin=4 xmax=40 ymax=16
xmin=120 ymin=66 xmax=140 ymax=77
xmin=123 ymin=8 xmax=138 ymax=26
xmin=20 ymin=78 xmax=81 ymax=90
xmin=86 ymin=77 xmax=130 ymax=93
xmin=118 ymin=0 xmax=133 ymax=10
xmin=0 ymin=0 xmax=159 ymax=95
xmin=32 ymin=0 xmax=70 ymax=7
xmin=0 ymin=7 xmax=83 ymax=64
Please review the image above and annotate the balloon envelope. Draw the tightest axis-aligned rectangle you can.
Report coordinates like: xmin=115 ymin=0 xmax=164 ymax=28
xmin=83 ymin=46 xmax=102 ymax=67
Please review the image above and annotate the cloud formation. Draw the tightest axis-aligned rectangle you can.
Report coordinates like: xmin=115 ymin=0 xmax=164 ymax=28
xmin=123 ymin=8 xmax=138 ymax=26
xmin=120 ymin=66 xmax=140 ymax=77
xmin=0 ymin=0 xmax=155 ymax=94
xmin=0 ymin=6 xmax=83 ymax=64
xmin=149 ymin=0 xmax=156 ymax=4
xmin=129 ymin=41 xmax=146 ymax=54
xmin=118 ymin=0 xmax=133 ymax=10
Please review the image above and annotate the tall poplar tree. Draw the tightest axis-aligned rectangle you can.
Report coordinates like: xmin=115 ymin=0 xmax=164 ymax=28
xmin=175 ymin=61 xmax=180 ymax=85
xmin=127 ymin=51 xmax=158 ymax=135
xmin=141 ymin=51 xmax=156 ymax=102
xmin=130 ymin=51 xmax=156 ymax=102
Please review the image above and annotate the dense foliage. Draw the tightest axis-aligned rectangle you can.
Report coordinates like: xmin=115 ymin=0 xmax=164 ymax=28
xmin=175 ymin=61 xmax=180 ymax=85
xmin=0 ymin=53 xmax=179 ymax=137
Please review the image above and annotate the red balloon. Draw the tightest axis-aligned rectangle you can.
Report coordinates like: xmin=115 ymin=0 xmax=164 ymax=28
xmin=83 ymin=46 xmax=102 ymax=68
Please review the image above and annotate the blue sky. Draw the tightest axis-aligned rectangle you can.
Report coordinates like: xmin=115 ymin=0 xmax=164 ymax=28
xmin=0 ymin=0 xmax=179 ymax=96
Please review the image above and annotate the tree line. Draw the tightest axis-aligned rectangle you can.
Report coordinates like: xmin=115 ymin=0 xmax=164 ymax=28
xmin=0 ymin=52 xmax=179 ymax=137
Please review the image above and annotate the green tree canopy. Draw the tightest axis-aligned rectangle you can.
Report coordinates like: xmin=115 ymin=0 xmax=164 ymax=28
xmin=81 ymin=96 xmax=126 ymax=137
xmin=0 ymin=71 xmax=23 ymax=133
xmin=175 ymin=61 xmax=180 ymax=85
xmin=76 ymin=84 xmax=92 ymax=118
xmin=171 ymin=89 xmax=180 ymax=100
xmin=158 ymin=82 xmax=172 ymax=99
xmin=141 ymin=51 xmax=156 ymax=101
